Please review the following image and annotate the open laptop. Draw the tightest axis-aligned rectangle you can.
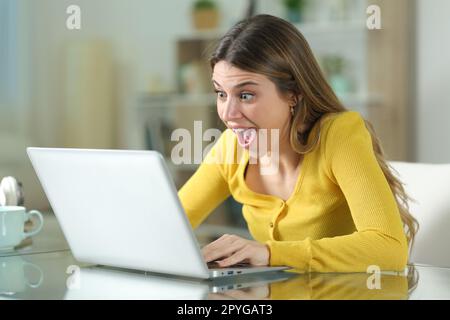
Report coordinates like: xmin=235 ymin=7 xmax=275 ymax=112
xmin=27 ymin=148 xmax=290 ymax=279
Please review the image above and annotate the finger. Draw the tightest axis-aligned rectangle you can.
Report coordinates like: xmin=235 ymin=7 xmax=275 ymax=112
xmin=202 ymin=235 xmax=232 ymax=258
xmin=205 ymin=234 xmax=242 ymax=250
xmin=203 ymin=240 xmax=247 ymax=263
xmin=201 ymin=234 xmax=232 ymax=254
xmin=202 ymin=234 xmax=241 ymax=259
xmin=217 ymin=247 xmax=249 ymax=267
xmin=203 ymin=236 xmax=246 ymax=262
xmin=207 ymin=234 xmax=231 ymax=247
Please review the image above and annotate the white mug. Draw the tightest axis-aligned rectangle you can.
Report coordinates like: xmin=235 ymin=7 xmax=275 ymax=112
xmin=0 ymin=206 xmax=44 ymax=251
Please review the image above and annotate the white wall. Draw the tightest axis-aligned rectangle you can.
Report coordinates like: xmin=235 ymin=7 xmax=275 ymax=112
xmin=408 ymin=266 xmax=450 ymax=300
xmin=27 ymin=0 xmax=195 ymax=149
xmin=25 ymin=0 xmax=281 ymax=149
xmin=416 ymin=0 xmax=450 ymax=163
xmin=8 ymin=0 xmax=281 ymax=209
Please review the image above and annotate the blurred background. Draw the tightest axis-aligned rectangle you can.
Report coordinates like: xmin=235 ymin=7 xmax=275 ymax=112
xmin=0 ymin=0 xmax=449 ymax=233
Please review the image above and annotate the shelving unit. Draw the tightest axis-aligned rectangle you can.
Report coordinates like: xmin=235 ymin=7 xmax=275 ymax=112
xmin=136 ymin=16 xmax=379 ymax=157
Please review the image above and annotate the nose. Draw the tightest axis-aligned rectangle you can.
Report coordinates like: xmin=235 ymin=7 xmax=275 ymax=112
xmin=219 ymin=97 xmax=242 ymax=122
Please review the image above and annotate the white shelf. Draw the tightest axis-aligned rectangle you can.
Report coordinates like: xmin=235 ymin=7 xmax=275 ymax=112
xmin=338 ymin=92 xmax=383 ymax=107
xmin=294 ymin=20 xmax=367 ymax=35
xmin=176 ymin=20 xmax=367 ymax=42
xmin=177 ymin=28 xmax=225 ymax=41
xmin=138 ymin=92 xmax=216 ymax=109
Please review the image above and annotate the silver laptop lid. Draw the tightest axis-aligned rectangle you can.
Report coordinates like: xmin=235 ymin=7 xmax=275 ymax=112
xmin=27 ymin=148 xmax=210 ymax=279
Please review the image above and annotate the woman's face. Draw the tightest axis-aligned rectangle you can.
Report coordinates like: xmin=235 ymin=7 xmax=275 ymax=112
xmin=212 ymin=60 xmax=294 ymax=151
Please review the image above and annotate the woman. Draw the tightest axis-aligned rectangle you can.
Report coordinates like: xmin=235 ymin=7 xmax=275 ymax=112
xmin=178 ymin=14 xmax=418 ymax=272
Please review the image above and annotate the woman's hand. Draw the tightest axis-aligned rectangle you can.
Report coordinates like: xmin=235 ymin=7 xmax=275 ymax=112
xmin=202 ymin=234 xmax=270 ymax=267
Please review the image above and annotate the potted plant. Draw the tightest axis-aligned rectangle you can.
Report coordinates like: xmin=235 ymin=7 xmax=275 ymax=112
xmin=283 ymin=0 xmax=306 ymax=23
xmin=321 ymin=55 xmax=351 ymax=97
xmin=192 ymin=0 xmax=219 ymax=30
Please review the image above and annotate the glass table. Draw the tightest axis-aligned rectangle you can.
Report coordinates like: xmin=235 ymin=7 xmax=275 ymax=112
xmin=1 ymin=213 xmax=449 ymax=300
xmin=1 ymin=250 xmax=449 ymax=300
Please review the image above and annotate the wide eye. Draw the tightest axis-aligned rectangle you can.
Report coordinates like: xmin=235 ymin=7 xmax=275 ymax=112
xmin=240 ymin=93 xmax=254 ymax=101
xmin=215 ymin=90 xmax=226 ymax=100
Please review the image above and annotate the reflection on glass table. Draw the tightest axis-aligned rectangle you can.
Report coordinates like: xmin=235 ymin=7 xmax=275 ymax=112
xmin=0 ymin=255 xmax=43 ymax=297
xmin=209 ymin=268 xmax=414 ymax=300
xmin=63 ymin=266 xmax=296 ymax=300
xmin=1 ymin=251 xmax=449 ymax=300
xmin=0 ymin=251 xmax=75 ymax=299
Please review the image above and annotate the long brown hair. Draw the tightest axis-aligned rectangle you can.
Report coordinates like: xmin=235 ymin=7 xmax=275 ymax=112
xmin=209 ymin=14 xmax=418 ymax=253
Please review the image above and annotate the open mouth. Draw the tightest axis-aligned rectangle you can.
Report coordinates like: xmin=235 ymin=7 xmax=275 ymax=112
xmin=232 ymin=128 xmax=257 ymax=148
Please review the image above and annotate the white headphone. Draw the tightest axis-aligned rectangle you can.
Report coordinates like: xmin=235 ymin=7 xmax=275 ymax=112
xmin=0 ymin=176 xmax=24 ymax=206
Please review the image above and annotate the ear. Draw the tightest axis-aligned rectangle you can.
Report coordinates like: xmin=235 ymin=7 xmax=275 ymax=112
xmin=286 ymin=92 xmax=296 ymax=106
xmin=289 ymin=94 xmax=303 ymax=106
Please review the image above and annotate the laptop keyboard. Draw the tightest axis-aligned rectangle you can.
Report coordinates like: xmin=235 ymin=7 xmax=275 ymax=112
xmin=207 ymin=261 xmax=253 ymax=269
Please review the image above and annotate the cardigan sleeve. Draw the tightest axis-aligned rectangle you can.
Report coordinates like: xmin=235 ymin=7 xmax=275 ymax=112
xmin=266 ymin=112 xmax=409 ymax=272
xmin=177 ymin=130 xmax=232 ymax=229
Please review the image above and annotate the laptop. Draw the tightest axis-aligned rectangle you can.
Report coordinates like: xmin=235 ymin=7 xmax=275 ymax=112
xmin=27 ymin=148 xmax=290 ymax=279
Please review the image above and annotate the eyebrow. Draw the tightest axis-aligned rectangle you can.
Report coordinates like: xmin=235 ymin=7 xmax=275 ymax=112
xmin=212 ymin=79 xmax=259 ymax=89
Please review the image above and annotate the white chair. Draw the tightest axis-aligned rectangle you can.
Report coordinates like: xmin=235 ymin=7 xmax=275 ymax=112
xmin=389 ymin=161 xmax=450 ymax=267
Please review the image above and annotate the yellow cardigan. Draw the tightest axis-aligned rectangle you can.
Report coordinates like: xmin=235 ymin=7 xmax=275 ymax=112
xmin=178 ymin=111 xmax=408 ymax=272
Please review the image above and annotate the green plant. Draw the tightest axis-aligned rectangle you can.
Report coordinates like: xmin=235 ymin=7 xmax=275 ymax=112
xmin=193 ymin=0 xmax=216 ymax=10
xmin=283 ymin=0 xmax=307 ymax=23
xmin=283 ymin=0 xmax=305 ymax=10
xmin=322 ymin=55 xmax=345 ymax=76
